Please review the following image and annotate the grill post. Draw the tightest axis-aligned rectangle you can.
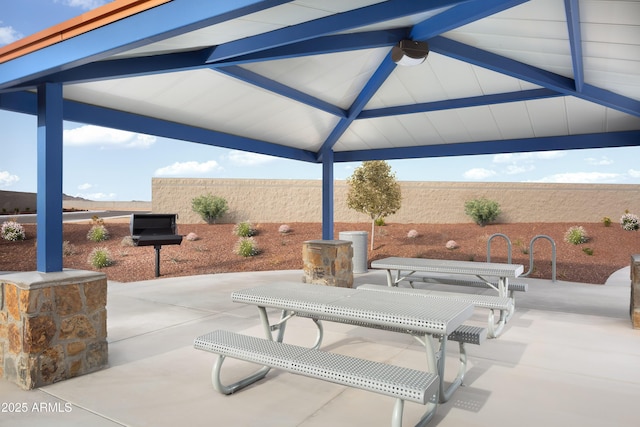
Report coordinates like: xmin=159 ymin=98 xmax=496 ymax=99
xmin=154 ymin=244 xmax=161 ymax=277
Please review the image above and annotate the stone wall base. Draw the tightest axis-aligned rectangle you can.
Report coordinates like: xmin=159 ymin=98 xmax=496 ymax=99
xmin=0 ymin=270 xmax=108 ymax=390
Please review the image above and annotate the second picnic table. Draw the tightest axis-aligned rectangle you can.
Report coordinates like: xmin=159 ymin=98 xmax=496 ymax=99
xmin=371 ymin=256 xmax=524 ymax=298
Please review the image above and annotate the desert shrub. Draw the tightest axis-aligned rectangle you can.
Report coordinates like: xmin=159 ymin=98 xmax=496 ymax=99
xmin=192 ymin=194 xmax=228 ymax=224
xmin=185 ymin=232 xmax=199 ymax=241
xmin=446 ymin=240 xmax=459 ymax=250
xmin=62 ymin=240 xmax=76 ymax=256
xmin=620 ymin=213 xmax=639 ymax=231
xmin=234 ymin=237 xmax=259 ymax=257
xmin=88 ymin=247 xmax=113 ymax=268
xmin=407 ymin=229 xmax=418 ymax=238
xmin=279 ymin=224 xmax=291 ymax=234
xmin=564 ymin=226 xmax=588 ymax=245
xmin=464 ymin=197 xmax=501 ymax=227
xmin=582 ymin=247 xmax=594 ymax=256
xmin=234 ymin=221 xmax=256 ymax=237
xmin=374 ymin=217 xmax=386 ymax=226
xmin=87 ymin=224 xmax=109 ymax=242
xmin=1 ymin=220 xmax=25 ymax=241
xmin=121 ymin=236 xmax=135 ymax=247
xmin=602 ymin=216 xmax=612 ymax=227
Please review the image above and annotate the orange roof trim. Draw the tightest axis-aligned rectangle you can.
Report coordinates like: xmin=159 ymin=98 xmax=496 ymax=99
xmin=0 ymin=0 xmax=172 ymax=64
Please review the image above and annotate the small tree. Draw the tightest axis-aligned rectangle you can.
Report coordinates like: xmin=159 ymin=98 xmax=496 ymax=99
xmin=192 ymin=194 xmax=228 ymax=224
xmin=346 ymin=161 xmax=401 ymax=250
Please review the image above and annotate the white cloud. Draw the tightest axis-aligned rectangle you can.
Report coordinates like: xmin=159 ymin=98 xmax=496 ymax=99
xmin=505 ymin=164 xmax=535 ymax=175
xmin=154 ymin=160 xmax=223 ymax=177
xmin=493 ymin=151 xmax=566 ymax=164
xmin=56 ymin=0 xmax=108 ymax=10
xmin=64 ymin=125 xmax=156 ymax=148
xmin=78 ymin=183 xmax=93 ymax=190
xmin=75 ymin=192 xmax=117 ymax=201
xmin=463 ymin=168 xmax=497 ymax=180
xmin=0 ymin=24 xmax=22 ymax=45
xmin=227 ymin=150 xmax=275 ymax=166
xmin=628 ymin=169 xmax=640 ymax=178
xmin=0 ymin=171 xmax=20 ymax=187
xmin=536 ymin=172 xmax=622 ymax=184
xmin=585 ymin=156 xmax=613 ymax=166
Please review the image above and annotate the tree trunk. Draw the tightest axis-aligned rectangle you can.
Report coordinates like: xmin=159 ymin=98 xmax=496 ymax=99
xmin=370 ymin=219 xmax=375 ymax=251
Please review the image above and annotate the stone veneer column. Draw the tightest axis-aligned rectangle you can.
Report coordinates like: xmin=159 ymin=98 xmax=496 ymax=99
xmin=631 ymin=255 xmax=640 ymax=329
xmin=0 ymin=270 xmax=108 ymax=390
xmin=302 ymin=240 xmax=353 ymax=288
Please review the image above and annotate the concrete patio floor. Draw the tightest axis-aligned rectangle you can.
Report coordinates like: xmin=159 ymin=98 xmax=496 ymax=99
xmin=1 ymin=268 xmax=639 ymax=427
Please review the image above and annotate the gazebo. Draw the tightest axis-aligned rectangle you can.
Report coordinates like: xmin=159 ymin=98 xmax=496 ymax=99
xmin=1 ymin=0 xmax=639 ymax=271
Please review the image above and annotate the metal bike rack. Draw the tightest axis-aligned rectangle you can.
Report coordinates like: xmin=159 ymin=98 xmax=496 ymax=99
xmin=486 ymin=233 xmax=512 ymax=264
xmin=487 ymin=233 xmax=557 ymax=282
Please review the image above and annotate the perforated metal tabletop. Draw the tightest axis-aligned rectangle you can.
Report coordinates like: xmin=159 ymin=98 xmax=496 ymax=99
xmin=232 ymin=282 xmax=474 ymax=335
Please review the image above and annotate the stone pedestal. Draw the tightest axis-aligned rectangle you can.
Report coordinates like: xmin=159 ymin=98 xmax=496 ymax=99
xmin=302 ymin=240 xmax=353 ymax=287
xmin=0 ymin=270 xmax=108 ymax=390
xmin=631 ymin=255 xmax=640 ymax=329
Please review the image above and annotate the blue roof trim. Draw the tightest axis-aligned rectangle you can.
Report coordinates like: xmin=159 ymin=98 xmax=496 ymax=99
xmin=564 ymin=0 xmax=584 ymax=93
xmin=0 ymin=0 xmax=294 ymax=90
xmin=429 ymin=36 xmax=640 ymax=117
xmin=334 ymin=130 xmax=640 ymax=162
xmin=358 ymin=88 xmax=561 ymax=119
xmin=216 ymin=66 xmax=346 ymax=118
xmin=206 ymin=0 xmax=469 ymax=63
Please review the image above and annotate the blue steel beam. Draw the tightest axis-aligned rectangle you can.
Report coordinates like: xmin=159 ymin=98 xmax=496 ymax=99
xmin=215 ymin=29 xmax=409 ymax=66
xmin=10 ymin=30 xmax=410 ymax=89
xmin=564 ymin=0 xmax=585 ymax=93
xmin=1 ymin=90 xmax=317 ymax=162
xmin=334 ymin=130 xmax=640 ymax=162
xmin=411 ymin=0 xmax=528 ymax=39
xmin=206 ymin=0 xmax=470 ymax=63
xmin=429 ymin=36 xmax=640 ymax=117
xmin=0 ymin=0 xmax=294 ymax=89
xmin=321 ymin=146 xmax=334 ymax=240
xmin=358 ymin=88 xmax=561 ymax=119
xmin=36 ymin=83 xmax=64 ymax=272
xmin=216 ymin=66 xmax=346 ymax=118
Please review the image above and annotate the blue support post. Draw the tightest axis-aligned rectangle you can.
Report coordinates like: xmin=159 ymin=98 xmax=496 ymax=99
xmin=321 ymin=147 xmax=334 ymax=240
xmin=36 ymin=82 xmax=64 ymax=272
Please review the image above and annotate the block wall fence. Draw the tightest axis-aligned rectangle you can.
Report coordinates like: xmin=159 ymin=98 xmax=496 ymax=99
xmin=151 ymin=178 xmax=640 ymax=225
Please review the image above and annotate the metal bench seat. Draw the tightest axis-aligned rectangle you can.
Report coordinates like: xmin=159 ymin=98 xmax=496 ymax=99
xmin=195 ymin=330 xmax=440 ymax=427
xmin=412 ymin=275 xmax=528 ymax=294
xmin=358 ymin=284 xmax=512 ymax=339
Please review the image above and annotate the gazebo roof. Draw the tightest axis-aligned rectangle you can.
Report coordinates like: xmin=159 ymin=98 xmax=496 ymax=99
xmin=1 ymin=0 xmax=638 ymax=164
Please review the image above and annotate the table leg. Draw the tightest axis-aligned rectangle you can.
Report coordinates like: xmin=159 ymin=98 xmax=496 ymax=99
xmin=210 ymin=306 xmax=287 ymax=394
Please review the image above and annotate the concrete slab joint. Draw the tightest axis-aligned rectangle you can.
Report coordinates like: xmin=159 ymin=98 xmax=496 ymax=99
xmin=0 ymin=270 xmax=108 ymax=389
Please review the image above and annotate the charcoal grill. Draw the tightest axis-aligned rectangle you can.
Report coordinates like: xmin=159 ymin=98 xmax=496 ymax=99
xmin=130 ymin=213 xmax=183 ymax=277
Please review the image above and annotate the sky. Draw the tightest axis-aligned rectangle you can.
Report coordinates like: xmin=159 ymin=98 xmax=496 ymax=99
xmin=1 ymin=1 xmax=639 ymax=202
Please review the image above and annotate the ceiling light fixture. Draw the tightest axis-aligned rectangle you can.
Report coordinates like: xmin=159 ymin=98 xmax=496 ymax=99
xmin=391 ymin=40 xmax=429 ymax=66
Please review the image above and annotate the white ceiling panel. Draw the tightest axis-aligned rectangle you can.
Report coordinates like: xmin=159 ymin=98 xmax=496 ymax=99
xmin=427 ymin=110 xmax=471 ymax=143
xmin=395 ymin=114 xmax=442 ymax=146
xmin=526 ymin=97 xmax=569 ymax=137
xmin=454 ymin=106 xmax=502 ymax=142
xmin=489 ymin=102 xmax=535 ymax=140
xmin=243 ymin=48 xmax=390 ymax=109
